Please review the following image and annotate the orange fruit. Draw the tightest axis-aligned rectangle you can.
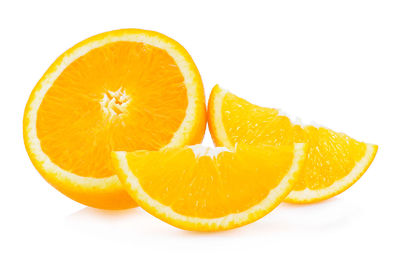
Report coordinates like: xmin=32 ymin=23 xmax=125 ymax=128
xmin=208 ymin=85 xmax=377 ymax=203
xmin=23 ymin=29 xmax=206 ymax=210
xmin=111 ymin=143 xmax=307 ymax=231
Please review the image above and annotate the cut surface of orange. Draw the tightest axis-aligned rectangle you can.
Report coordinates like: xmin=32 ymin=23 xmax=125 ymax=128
xmin=112 ymin=143 xmax=307 ymax=231
xmin=208 ymin=85 xmax=377 ymax=203
xmin=23 ymin=29 xmax=206 ymax=210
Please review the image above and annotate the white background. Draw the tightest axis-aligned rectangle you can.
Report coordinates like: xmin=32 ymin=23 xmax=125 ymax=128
xmin=1 ymin=0 xmax=399 ymax=256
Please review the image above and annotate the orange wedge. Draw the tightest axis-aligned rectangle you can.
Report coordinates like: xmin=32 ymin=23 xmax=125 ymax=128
xmin=208 ymin=85 xmax=377 ymax=203
xmin=111 ymin=143 xmax=307 ymax=231
xmin=23 ymin=29 xmax=206 ymax=210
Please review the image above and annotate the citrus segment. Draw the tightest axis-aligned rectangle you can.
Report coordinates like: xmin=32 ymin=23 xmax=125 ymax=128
xmin=112 ymin=143 xmax=307 ymax=231
xmin=287 ymin=127 xmax=378 ymax=203
xmin=208 ymin=85 xmax=377 ymax=203
xmin=23 ymin=29 xmax=206 ymax=209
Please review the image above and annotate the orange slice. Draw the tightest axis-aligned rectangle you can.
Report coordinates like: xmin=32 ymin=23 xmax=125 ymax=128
xmin=208 ymin=85 xmax=377 ymax=203
xmin=112 ymin=143 xmax=306 ymax=231
xmin=23 ymin=29 xmax=206 ymax=210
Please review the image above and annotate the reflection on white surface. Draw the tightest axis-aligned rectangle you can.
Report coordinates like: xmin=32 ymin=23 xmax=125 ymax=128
xmin=65 ymin=196 xmax=361 ymax=237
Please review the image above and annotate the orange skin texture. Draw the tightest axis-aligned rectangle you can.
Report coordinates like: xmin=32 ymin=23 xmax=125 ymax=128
xmin=207 ymin=85 xmax=378 ymax=204
xmin=285 ymin=144 xmax=378 ymax=204
xmin=111 ymin=143 xmax=307 ymax=231
xmin=23 ymin=29 xmax=206 ymax=210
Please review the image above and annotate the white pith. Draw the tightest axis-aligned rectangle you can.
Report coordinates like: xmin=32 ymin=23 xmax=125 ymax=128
xmin=211 ymin=85 xmax=377 ymax=203
xmin=215 ymin=86 xmax=305 ymax=127
xmin=209 ymin=86 xmax=233 ymax=149
xmin=286 ymin=143 xmax=377 ymax=202
xmin=187 ymin=144 xmax=230 ymax=158
xmin=100 ymin=87 xmax=131 ymax=117
xmin=113 ymin=143 xmax=306 ymax=230
xmin=24 ymin=30 xmax=202 ymax=191
xmin=277 ymin=109 xmax=304 ymax=126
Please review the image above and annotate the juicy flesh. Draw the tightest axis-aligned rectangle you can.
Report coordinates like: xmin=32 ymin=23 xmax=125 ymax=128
xmin=222 ymin=93 xmax=305 ymax=146
xmin=37 ymin=42 xmax=188 ymax=178
xmin=220 ymin=91 xmax=367 ymax=191
xmin=297 ymin=126 xmax=366 ymax=190
xmin=125 ymin=145 xmax=295 ymax=218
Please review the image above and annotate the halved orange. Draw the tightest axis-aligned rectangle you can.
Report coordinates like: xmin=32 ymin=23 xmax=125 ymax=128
xmin=111 ymin=143 xmax=306 ymax=231
xmin=208 ymin=85 xmax=377 ymax=203
xmin=23 ymin=29 xmax=206 ymax=210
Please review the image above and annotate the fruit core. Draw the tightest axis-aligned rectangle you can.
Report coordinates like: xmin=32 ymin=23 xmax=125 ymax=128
xmin=100 ymin=87 xmax=130 ymax=117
